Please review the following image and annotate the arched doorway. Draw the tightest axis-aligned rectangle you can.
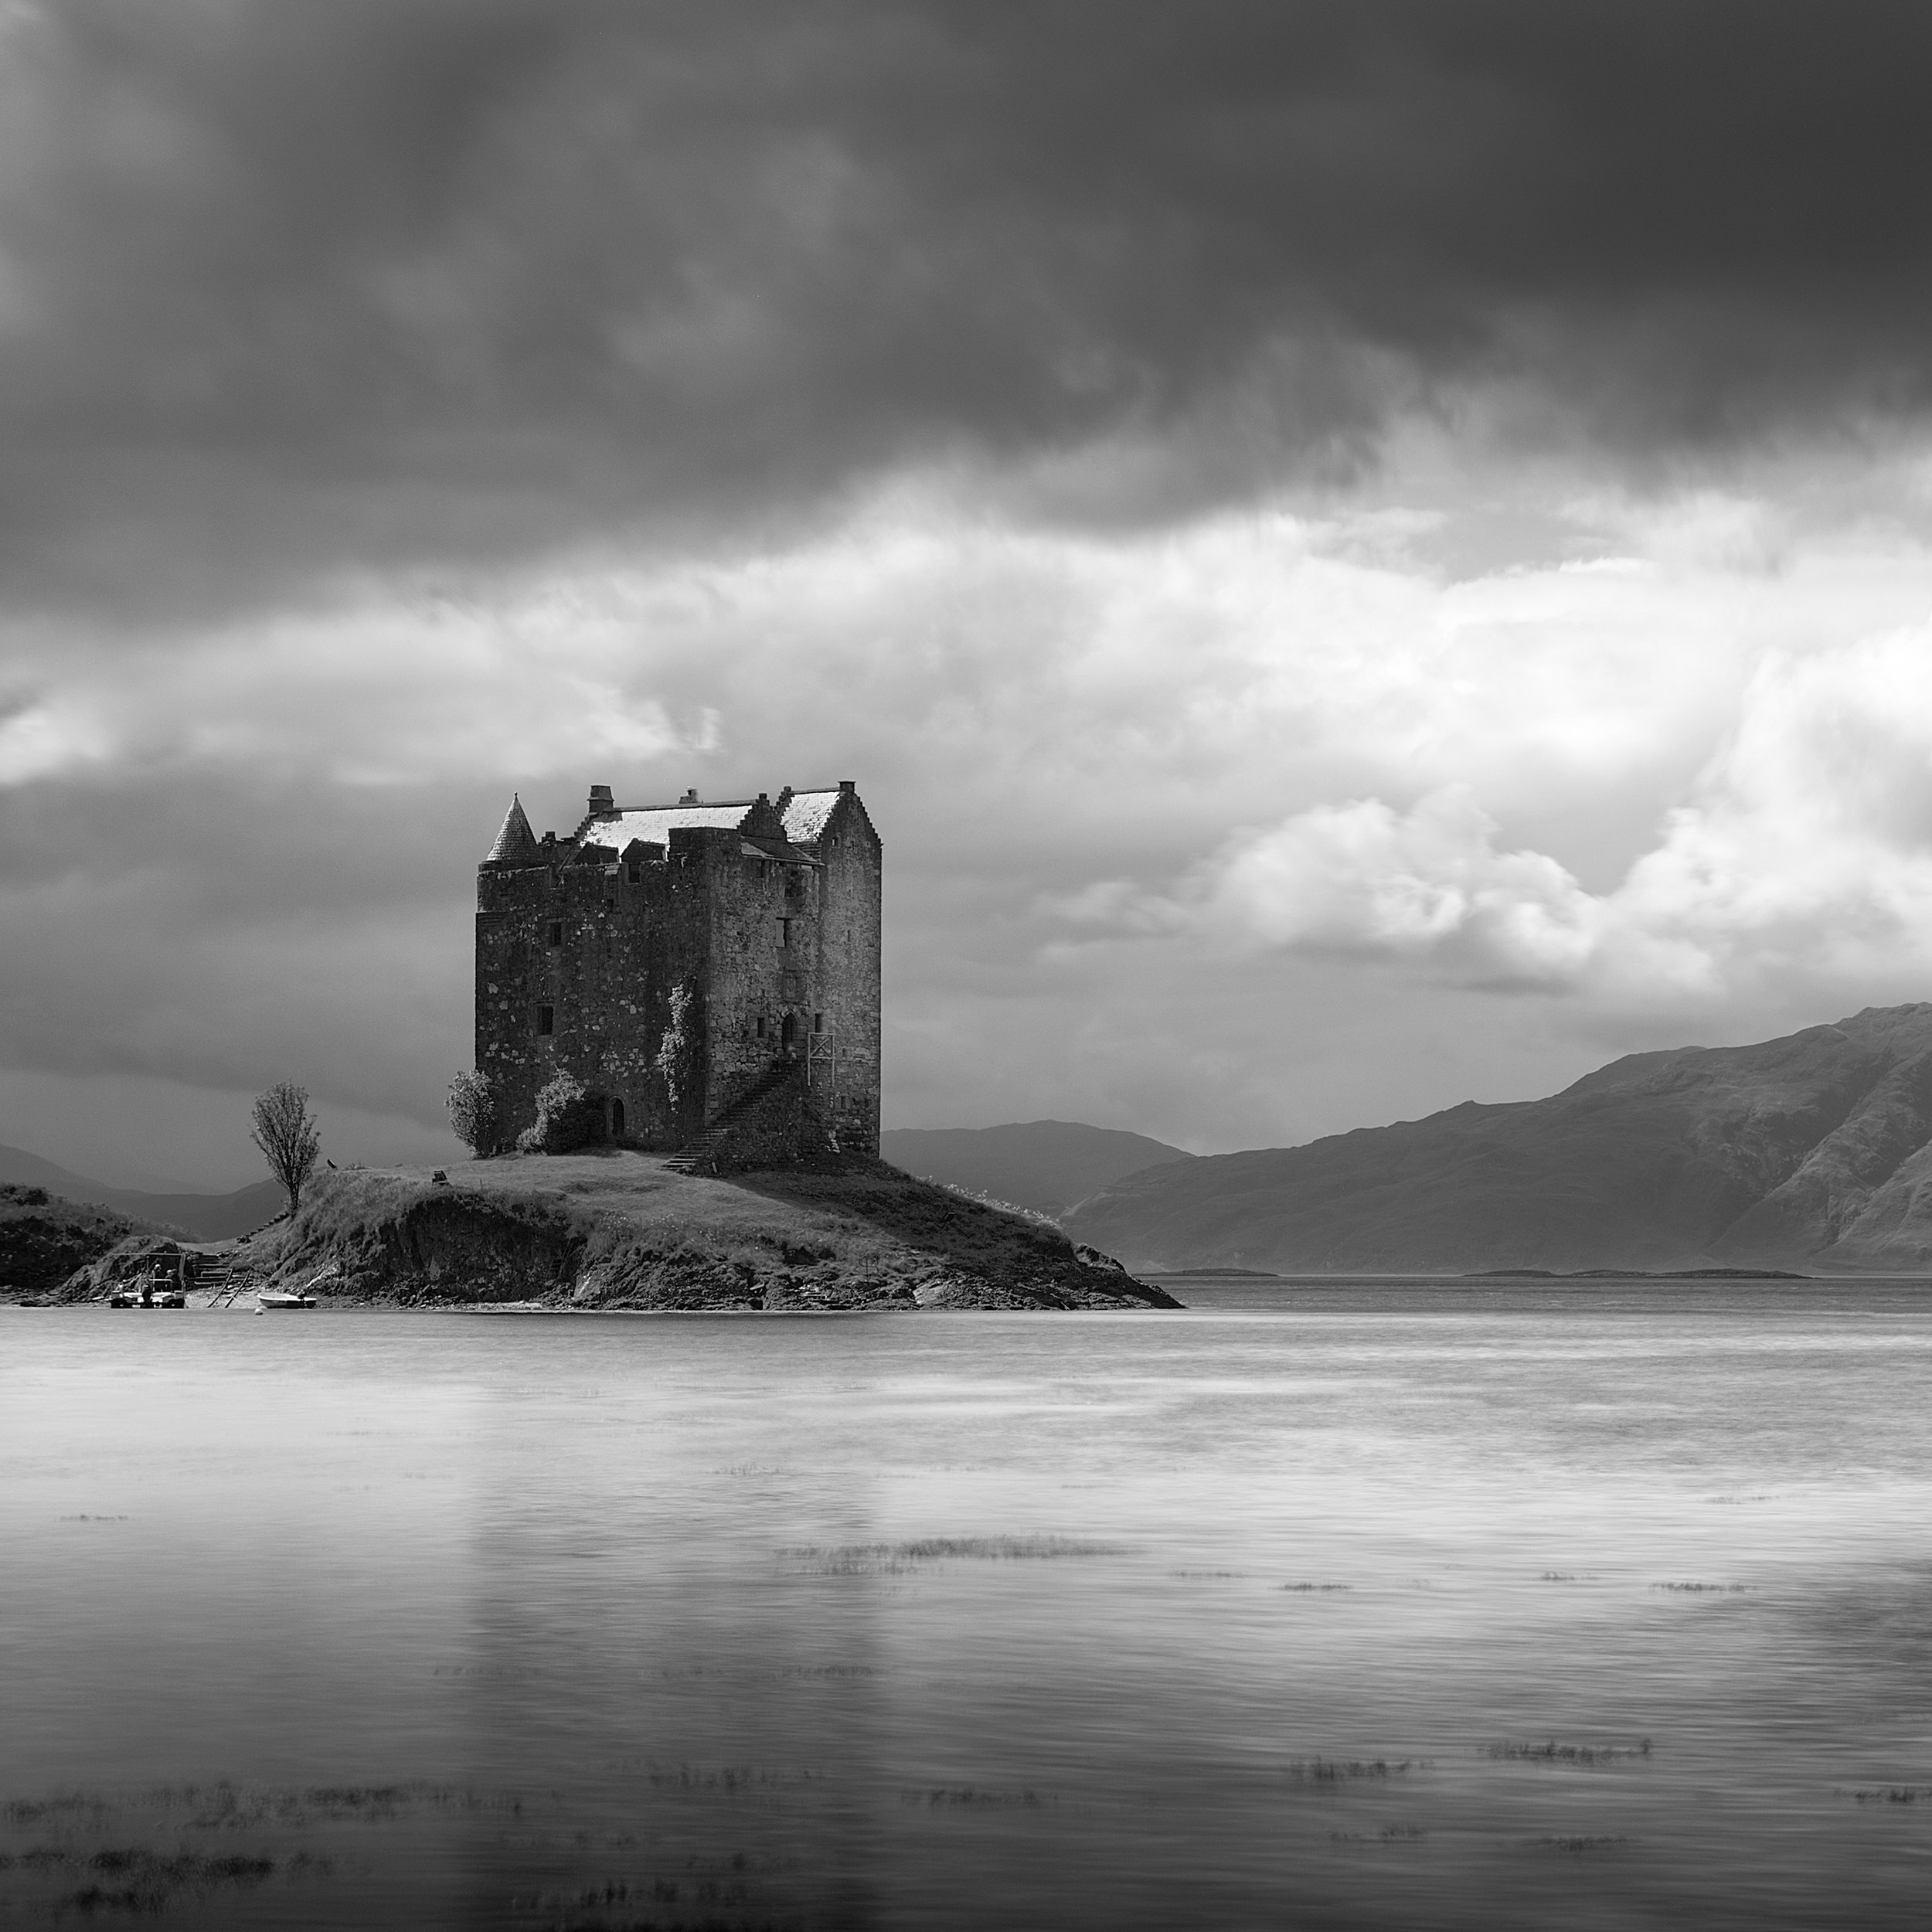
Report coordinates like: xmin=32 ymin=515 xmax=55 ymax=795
xmin=611 ymin=1097 xmax=626 ymax=1141
xmin=781 ymin=1012 xmax=798 ymax=1048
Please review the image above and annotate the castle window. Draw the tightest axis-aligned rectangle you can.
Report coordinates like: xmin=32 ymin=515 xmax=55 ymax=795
xmin=537 ymin=1005 xmax=554 ymax=1036
xmin=547 ymin=920 xmax=563 ymax=946
xmin=779 ymin=918 xmax=792 ymax=947
xmin=814 ymin=1012 xmax=825 ymax=1034
xmin=756 ymin=1015 xmax=767 ymax=1039
xmin=627 ymin=863 xmax=640 ymax=884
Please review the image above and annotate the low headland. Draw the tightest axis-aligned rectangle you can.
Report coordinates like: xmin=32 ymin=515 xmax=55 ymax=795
xmin=0 ymin=1184 xmax=152 ymax=1297
xmin=15 ymin=1152 xmax=1182 ymax=1312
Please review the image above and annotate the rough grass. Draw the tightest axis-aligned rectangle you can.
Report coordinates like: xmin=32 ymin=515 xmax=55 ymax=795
xmin=739 ymin=1159 xmax=1081 ymax=1269
xmin=1484 ymin=1740 xmax=1653 ymax=1765
xmin=781 ymin=1536 xmax=1124 ymax=1574
xmin=1283 ymin=1760 xmax=1423 ymax=1783
xmin=898 ymin=1787 xmax=1053 ymax=1808
xmin=239 ymin=1153 xmax=1182 ymax=1311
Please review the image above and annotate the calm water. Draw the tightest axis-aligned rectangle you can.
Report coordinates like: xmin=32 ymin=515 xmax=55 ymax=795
xmin=5 ymin=1284 xmax=1932 ymax=1930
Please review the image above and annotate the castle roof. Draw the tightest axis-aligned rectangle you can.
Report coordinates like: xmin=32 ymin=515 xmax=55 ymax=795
xmin=579 ymin=802 xmax=760 ymax=849
xmin=571 ymin=787 xmax=852 ymax=852
xmin=485 ymin=793 xmax=540 ymax=866
xmin=780 ymin=790 xmax=842 ymax=843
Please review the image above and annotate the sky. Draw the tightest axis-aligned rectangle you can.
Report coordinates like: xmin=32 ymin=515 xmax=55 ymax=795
xmin=9 ymin=2 xmax=1932 ymax=1185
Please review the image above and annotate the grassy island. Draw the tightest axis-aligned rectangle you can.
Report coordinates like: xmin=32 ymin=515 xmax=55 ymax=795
xmin=232 ymin=1151 xmax=1181 ymax=1311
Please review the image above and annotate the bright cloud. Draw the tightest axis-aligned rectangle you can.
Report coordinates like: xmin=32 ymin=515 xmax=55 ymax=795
xmin=1198 ymin=787 xmax=1616 ymax=979
xmin=11 ymin=454 xmax=1932 ymax=1168
xmin=1141 ymin=624 xmax=1932 ymax=1013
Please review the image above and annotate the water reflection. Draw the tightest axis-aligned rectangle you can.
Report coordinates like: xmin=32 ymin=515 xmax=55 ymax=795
xmin=4 ymin=1292 xmax=1932 ymax=1927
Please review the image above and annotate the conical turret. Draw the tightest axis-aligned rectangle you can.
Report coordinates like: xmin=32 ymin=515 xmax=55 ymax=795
xmin=485 ymin=793 xmax=540 ymax=867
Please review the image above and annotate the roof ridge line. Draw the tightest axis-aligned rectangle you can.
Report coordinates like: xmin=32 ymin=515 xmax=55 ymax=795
xmin=608 ymin=797 xmax=757 ymax=812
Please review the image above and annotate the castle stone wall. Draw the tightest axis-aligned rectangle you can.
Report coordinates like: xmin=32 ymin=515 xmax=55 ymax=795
xmin=804 ymin=791 xmax=882 ymax=1155
xmin=474 ymin=784 xmax=882 ymax=1157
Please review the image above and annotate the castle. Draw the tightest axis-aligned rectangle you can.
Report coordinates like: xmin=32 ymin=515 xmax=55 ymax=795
xmin=475 ymin=781 xmax=882 ymax=1161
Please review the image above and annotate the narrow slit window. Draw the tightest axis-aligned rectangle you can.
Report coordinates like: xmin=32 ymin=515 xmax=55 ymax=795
xmin=547 ymin=920 xmax=563 ymax=946
xmin=813 ymin=1012 xmax=825 ymax=1035
xmin=779 ymin=918 xmax=792 ymax=948
xmin=537 ymin=1005 xmax=554 ymax=1036
xmin=756 ymin=1015 xmax=767 ymax=1039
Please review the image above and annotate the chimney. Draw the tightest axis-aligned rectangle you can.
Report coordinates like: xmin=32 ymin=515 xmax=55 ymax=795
xmin=681 ymin=787 xmax=699 ymax=804
xmin=838 ymin=780 xmax=855 ymax=794
xmin=587 ymin=783 xmax=614 ymax=817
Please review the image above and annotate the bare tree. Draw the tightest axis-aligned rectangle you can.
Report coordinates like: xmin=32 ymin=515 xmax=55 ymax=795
xmin=251 ymin=1082 xmax=321 ymax=1212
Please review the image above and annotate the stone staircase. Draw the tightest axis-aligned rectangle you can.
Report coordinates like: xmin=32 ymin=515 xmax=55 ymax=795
xmin=664 ymin=1060 xmax=803 ymax=1175
xmin=198 ymin=1204 xmax=290 ymax=1304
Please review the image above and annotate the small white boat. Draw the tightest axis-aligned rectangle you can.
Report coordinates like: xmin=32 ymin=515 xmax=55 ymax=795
xmin=256 ymin=1290 xmax=318 ymax=1311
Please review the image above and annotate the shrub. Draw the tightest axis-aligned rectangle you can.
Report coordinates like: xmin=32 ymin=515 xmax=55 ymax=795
xmin=447 ymin=1070 xmax=501 ymax=1157
xmin=516 ymin=1071 xmax=593 ymax=1155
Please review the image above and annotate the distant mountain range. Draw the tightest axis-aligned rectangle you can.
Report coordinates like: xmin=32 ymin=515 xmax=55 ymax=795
xmin=879 ymin=1121 xmax=1192 ymax=1215
xmin=0 ymin=1144 xmax=284 ymax=1241
xmin=1064 ymin=1005 xmax=1932 ymax=1274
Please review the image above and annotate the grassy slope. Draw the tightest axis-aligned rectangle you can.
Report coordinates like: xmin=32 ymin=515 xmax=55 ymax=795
xmin=244 ymin=1151 xmax=1181 ymax=1310
xmin=0 ymin=1185 xmax=155 ymax=1296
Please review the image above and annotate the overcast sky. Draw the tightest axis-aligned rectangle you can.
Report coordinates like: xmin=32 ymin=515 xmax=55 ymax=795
xmin=9 ymin=1 xmax=1932 ymax=1185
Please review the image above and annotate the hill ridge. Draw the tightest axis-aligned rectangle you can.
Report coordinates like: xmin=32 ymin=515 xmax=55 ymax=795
xmin=1063 ymin=1004 xmax=1932 ymax=1274
xmin=877 ymin=1121 xmax=1192 ymax=1216
xmin=0 ymin=1143 xmax=284 ymax=1240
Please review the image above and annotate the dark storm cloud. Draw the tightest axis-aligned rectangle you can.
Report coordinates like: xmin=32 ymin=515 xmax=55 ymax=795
xmin=6 ymin=0 xmax=1932 ymax=609
xmin=0 ymin=764 xmax=492 ymax=1106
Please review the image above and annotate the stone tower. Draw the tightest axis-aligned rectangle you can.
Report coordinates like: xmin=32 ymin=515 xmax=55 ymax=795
xmin=474 ymin=782 xmax=883 ymax=1158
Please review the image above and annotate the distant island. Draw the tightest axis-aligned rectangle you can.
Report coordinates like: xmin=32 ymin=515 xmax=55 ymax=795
xmin=1066 ymin=1004 xmax=1932 ymax=1276
xmin=1468 ymin=1268 xmax=1812 ymax=1282
xmin=1167 ymin=1266 xmax=1281 ymax=1278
